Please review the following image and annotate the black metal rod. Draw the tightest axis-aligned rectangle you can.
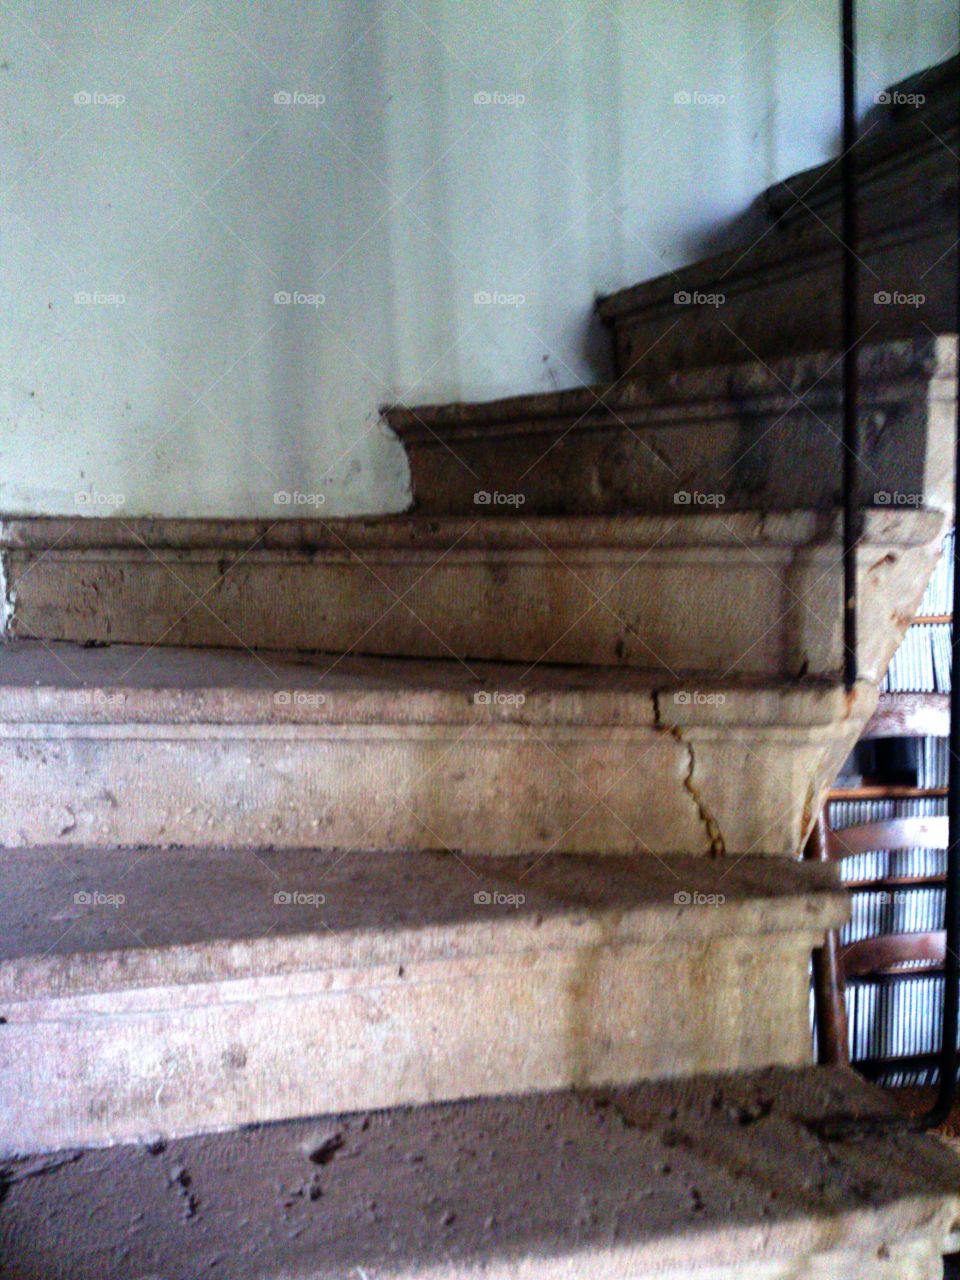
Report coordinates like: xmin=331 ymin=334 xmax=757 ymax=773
xmin=916 ymin=102 xmax=960 ymax=1129
xmin=840 ymin=0 xmax=859 ymax=693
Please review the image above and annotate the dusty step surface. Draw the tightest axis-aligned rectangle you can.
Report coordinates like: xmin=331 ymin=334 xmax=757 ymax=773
xmin=0 ymin=846 xmax=847 ymax=1152
xmin=2 ymin=1066 xmax=959 ymax=1280
xmin=385 ymin=336 xmax=955 ymax=516
xmin=0 ymin=508 xmax=947 ymax=682
xmin=0 ymin=641 xmax=876 ymax=855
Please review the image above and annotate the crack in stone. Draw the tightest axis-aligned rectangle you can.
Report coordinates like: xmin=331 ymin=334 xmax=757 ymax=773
xmin=652 ymin=692 xmax=726 ymax=857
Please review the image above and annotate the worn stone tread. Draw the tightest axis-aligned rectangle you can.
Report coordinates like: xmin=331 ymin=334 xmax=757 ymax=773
xmin=1 ymin=1066 xmax=959 ymax=1279
xmin=0 ymin=638 xmax=861 ymax=726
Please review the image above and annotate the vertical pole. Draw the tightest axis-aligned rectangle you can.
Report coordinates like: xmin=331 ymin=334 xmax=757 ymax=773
xmin=840 ymin=0 xmax=859 ymax=693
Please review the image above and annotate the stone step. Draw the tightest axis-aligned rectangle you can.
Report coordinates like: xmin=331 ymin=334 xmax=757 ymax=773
xmin=0 ymin=845 xmax=847 ymax=1153
xmin=2 ymin=1066 xmax=958 ymax=1279
xmin=596 ymin=191 xmax=955 ymax=381
xmin=385 ymin=336 xmax=955 ymax=515
xmin=0 ymin=641 xmax=875 ymax=855
xmin=0 ymin=507 xmax=947 ymax=682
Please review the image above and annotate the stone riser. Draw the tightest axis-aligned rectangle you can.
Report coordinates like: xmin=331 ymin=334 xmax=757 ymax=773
xmin=0 ymin=513 xmax=945 ymax=683
xmin=601 ymin=223 xmax=956 ymax=383
xmin=0 ymin=932 xmax=816 ymax=1154
xmin=0 ymin=714 xmax=863 ymax=856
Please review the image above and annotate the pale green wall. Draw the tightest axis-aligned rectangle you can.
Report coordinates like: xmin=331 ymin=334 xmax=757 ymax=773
xmin=1 ymin=0 xmax=953 ymax=516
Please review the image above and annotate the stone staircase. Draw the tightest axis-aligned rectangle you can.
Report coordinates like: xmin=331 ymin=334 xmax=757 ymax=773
xmin=1 ymin=55 xmax=959 ymax=1280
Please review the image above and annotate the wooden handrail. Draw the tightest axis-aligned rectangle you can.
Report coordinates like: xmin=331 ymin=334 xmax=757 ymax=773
xmin=841 ymin=930 xmax=946 ymax=978
xmin=825 ymin=816 xmax=948 ymax=859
